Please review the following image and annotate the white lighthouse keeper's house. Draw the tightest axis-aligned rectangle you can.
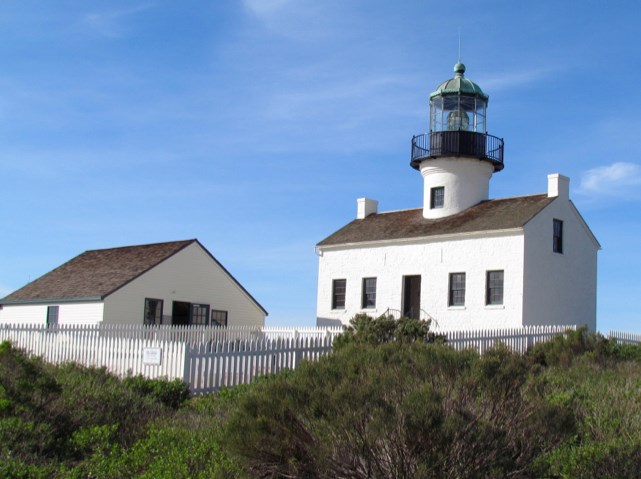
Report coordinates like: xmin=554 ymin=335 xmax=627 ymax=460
xmin=316 ymin=62 xmax=600 ymax=330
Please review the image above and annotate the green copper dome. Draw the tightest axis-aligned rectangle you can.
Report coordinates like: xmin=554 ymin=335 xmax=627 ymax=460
xmin=429 ymin=62 xmax=488 ymax=101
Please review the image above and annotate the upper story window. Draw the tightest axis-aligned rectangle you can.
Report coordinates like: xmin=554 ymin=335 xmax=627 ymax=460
xmin=486 ymin=270 xmax=504 ymax=305
xmin=362 ymin=277 xmax=377 ymax=309
xmin=46 ymin=305 xmax=59 ymax=328
xmin=144 ymin=298 xmax=163 ymax=325
xmin=448 ymin=273 xmax=466 ymax=307
xmin=553 ymin=219 xmax=563 ymax=254
xmin=430 ymin=186 xmax=445 ymax=209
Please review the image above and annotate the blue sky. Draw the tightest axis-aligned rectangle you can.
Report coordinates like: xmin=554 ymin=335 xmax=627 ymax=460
xmin=1 ymin=0 xmax=640 ymax=332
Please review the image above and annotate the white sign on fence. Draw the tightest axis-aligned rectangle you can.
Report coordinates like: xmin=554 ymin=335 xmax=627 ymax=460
xmin=142 ymin=347 xmax=162 ymax=365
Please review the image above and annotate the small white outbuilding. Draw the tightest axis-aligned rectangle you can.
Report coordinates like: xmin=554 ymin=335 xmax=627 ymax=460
xmin=0 ymin=239 xmax=267 ymax=327
xmin=316 ymin=62 xmax=599 ymax=330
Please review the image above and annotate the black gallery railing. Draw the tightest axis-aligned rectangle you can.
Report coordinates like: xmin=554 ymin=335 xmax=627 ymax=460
xmin=411 ymin=131 xmax=504 ymax=171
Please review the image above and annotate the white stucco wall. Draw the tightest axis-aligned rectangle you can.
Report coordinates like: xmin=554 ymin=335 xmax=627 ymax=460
xmin=522 ymin=199 xmax=599 ymax=330
xmin=103 ymin=242 xmax=265 ymax=326
xmin=316 ymin=231 xmax=525 ymax=330
xmin=0 ymin=302 xmax=104 ymax=325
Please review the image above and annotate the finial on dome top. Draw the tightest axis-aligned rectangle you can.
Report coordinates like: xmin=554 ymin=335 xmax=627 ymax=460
xmin=455 ymin=30 xmax=465 ymax=77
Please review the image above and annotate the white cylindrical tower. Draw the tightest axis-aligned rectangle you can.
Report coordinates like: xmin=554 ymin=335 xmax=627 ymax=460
xmin=410 ymin=62 xmax=504 ymax=219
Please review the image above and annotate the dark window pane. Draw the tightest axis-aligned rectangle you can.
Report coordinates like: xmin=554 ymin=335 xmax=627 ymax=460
xmin=431 ymin=187 xmax=444 ymax=209
xmin=361 ymin=277 xmax=377 ymax=308
xmin=144 ymin=298 xmax=163 ymax=325
xmin=553 ymin=219 xmax=563 ymax=253
xmin=190 ymin=304 xmax=210 ymax=326
xmin=449 ymin=273 xmax=466 ymax=306
xmin=486 ymin=270 xmax=504 ymax=305
xmin=332 ymin=279 xmax=346 ymax=309
xmin=46 ymin=306 xmax=59 ymax=328
xmin=211 ymin=310 xmax=228 ymax=327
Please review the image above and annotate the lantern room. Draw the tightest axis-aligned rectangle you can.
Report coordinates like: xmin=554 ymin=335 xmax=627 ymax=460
xmin=411 ymin=62 xmax=503 ymax=171
xmin=430 ymin=62 xmax=487 ymax=133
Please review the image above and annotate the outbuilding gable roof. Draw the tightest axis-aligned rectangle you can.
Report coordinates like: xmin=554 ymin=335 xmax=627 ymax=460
xmin=1 ymin=240 xmax=197 ymax=304
xmin=317 ymin=194 xmax=555 ymax=247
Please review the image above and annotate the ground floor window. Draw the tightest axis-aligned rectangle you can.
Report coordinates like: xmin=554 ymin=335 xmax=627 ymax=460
xmin=46 ymin=305 xmax=59 ymax=328
xmin=144 ymin=298 xmax=163 ymax=325
xmin=190 ymin=304 xmax=210 ymax=326
xmin=362 ymin=277 xmax=377 ymax=309
xmin=211 ymin=310 xmax=228 ymax=327
xmin=448 ymin=273 xmax=466 ymax=306
xmin=332 ymin=279 xmax=346 ymax=309
xmin=486 ymin=270 xmax=504 ymax=305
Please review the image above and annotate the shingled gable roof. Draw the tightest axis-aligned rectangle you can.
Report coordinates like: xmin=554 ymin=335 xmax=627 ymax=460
xmin=0 ymin=240 xmax=195 ymax=304
xmin=317 ymin=194 xmax=556 ymax=247
xmin=1 ymin=240 xmax=268 ymax=315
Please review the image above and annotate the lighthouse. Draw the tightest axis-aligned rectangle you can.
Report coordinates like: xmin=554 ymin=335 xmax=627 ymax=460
xmin=315 ymin=60 xmax=598 ymax=332
xmin=411 ymin=62 xmax=504 ymax=219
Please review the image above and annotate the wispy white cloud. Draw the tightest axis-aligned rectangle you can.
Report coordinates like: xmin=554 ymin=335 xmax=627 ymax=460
xmin=479 ymin=65 xmax=560 ymax=92
xmin=242 ymin=0 xmax=294 ymax=16
xmin=579 ymin=162 xmax=641 ymax=198
xmin=82 ymin=4 xmax=154 ymax=38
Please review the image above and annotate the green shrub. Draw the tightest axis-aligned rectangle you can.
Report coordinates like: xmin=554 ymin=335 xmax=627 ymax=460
xmin=224 ymin=341 xmax=570 ymax=478
xmin=123 ymin=375 xmax=190 ymax=409
xmin=333 ymin=313 xmax=443 ymax=350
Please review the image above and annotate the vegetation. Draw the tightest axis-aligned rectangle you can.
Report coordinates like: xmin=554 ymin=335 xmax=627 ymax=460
xmin=3 ymin=316 xmax=641 ymax=478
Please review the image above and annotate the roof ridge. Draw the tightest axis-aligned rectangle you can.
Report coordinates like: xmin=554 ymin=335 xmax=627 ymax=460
xmin=369 ymin=193 xmax=547 ymax=216
xmin=84 ymin=239 xmax=196 ymax=254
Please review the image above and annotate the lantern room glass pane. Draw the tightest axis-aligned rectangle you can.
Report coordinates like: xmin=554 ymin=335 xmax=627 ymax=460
xmin=430 ymin=95 xmax=487 ymax=133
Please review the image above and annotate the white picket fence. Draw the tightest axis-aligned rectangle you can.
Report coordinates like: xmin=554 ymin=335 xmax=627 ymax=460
xmin=0 ymin=323 xmax=585 ymax=394
xmin=0 ymin=325 xmax=187 ymax=380
xmin=608 ymin=331 xmax=641 ymax=345
xmin=0 ymin=324 xmax=338 ymax=393
xmin=185 ymin=336 xmax=334 ymax=395
xmin=442 ymin=325 xmax=577 ymax=355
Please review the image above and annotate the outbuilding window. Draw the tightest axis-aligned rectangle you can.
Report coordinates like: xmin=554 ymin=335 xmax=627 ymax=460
xmin=144 ymin=298 xmax=163 ymax=325
xmin=486 ymin=270 xmax=504 ymax=305
xmin=211 ymin=309 xmax=228 ymax=327
xmin=46 ymin=305 xmax=59 ymax=328
xmin=448 ymin=273 xmax=466 ymax=306
xmin=362 ymin=277 xmax=377 ymax=309
xmin=553 ymin=219 xmax=563 ymax=254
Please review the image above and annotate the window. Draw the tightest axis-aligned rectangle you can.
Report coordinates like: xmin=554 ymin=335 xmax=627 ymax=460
xmin=449 ymin=273 xmax=466 ymax=306
xmin=144 ymin=298 xmax=163 ymax=325
xmin=430 ymin=186 xmax=445 ymax=209
xmin=361 ymin=277 xmax=377 ymax=309
xmin=332 ymin=279 xmax=346 ymax=309
xmin=553 ymin=219 xmax=563 ymax=253
xmin=486 ymin=270 xmax=504 ymax=305
xmin=190 ymin=304 xmax=210 ymax=326
xmin=211 ymin=310 xmax=228 ymax=327
xmin=46 ymin=306 xmax=59 ymax=328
